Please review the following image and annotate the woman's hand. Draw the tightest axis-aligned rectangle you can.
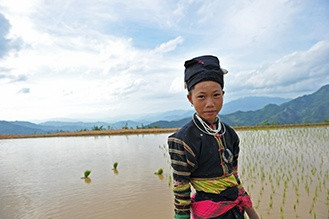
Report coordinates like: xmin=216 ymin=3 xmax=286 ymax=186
xmin=245 ymin=207 xmax=259 ymax=219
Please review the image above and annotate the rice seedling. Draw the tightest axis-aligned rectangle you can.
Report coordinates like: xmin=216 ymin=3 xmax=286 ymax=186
xmin=113 ymin=162 xmax=118 ymax=170
xmin=237 ymin=126 xmax=329 ymax=218
xmin=154 ymin=168 xmax=163 ymax=175
xmin=81 ymin=170 xmax=91 ymax=179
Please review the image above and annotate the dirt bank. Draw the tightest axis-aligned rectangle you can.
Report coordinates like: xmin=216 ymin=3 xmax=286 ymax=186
xmin=0 ymin=123 xmax=328 ymax=139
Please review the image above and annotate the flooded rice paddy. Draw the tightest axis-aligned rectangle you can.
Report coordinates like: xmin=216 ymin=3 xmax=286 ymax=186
xmin=0 ymin=126 xmax=328 ymax=219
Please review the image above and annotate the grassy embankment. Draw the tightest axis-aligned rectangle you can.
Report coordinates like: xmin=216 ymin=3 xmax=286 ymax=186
xmin=0 ymin=122 xmax=328 ymax=140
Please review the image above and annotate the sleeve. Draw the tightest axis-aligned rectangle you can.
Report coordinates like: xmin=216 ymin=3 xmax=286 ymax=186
xmin=168 ymin=136 xmax=198 ymax=219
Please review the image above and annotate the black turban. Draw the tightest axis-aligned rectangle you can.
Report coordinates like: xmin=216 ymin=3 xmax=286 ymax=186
xmin=184 ymin=55 xmax=227 ymax=91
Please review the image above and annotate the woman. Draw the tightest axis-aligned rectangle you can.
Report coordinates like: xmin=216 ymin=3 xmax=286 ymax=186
xmin=168 ymin=55 xmax=259 ymax=219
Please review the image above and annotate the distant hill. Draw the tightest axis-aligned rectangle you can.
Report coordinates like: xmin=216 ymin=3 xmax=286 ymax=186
xmin=221 ymin=96 xmax=291 ymax=114
xmin=39 ymin=120 xmax=144 ymax=131
xmin=0 ymin=121 xmax=48 ymax=134
xmin=223 ymin=84 xmax=329 ymax=126
xmin=135 ymin=96 xmax=291 ymax=123
xmin=0 ymin=120 xmax=144 ymax=135
xmin=39 ymin=121 xmax=111 ymax=131
xmin=0 ymin=85 xmax=327 ymax=135
xmin=148 ymin=117 xmax=191 ymax=128
xmin=110 ymin=120 xmax=144 ymax=129
xmin=133 ymin=110 xmax=194 ymax=123
xmin=12 ymin=121 xmax=56 ymax=132
xmin=149 ymin=84 xmax=329 ymax=127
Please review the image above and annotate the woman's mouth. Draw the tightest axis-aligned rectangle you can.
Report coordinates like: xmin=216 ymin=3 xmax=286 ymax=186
xmin=204 ymin=111 xmax=216 ymax=116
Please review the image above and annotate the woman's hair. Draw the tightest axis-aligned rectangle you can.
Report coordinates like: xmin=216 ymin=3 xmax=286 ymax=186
xmin=188 ymin=85 xmax=195 ymax=96
xmin=187 ymin=83 xmax=225 ymax=96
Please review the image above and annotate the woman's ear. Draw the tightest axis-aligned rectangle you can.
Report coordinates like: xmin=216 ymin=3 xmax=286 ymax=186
xmin=187 ymin=93 xmax=193 ymax=105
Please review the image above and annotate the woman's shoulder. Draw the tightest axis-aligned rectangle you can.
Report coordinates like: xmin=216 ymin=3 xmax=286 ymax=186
xmin=222 ymin=122 xmax=235 ymax=132
xmin=169 ymin=119 xmax=197 ymax=139
xmin=222 ymin=122 xmax=239 ymax=140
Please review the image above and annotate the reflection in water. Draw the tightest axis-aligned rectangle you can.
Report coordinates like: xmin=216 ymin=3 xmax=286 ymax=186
xmin=157 ymin=174 xmax=164 ymax=180
xmin=84 ymin=177 xmax=91 ymax=184
xmin=113 ymin=169 xmax=119 ymax=175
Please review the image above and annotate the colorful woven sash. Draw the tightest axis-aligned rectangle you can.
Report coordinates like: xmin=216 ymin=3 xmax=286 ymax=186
xmin=191 ymin=188 xmax=252 ymax=219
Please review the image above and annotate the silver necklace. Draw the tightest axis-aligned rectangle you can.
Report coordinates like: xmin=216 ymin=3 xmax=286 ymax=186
xmin=192 ymin=113 xmax=226 ymax=136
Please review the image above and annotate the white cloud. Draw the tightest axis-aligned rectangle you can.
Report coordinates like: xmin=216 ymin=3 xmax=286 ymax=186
xmin=0 ymin=0 xmax=328 ymax=121
xmin=225 ymin=0 xmax=296 ymax=43
xmin=152 ymin=36 xmax=184 ymax=54
xmin=226 ymin=40 xmax=329 ymax=99
xmin=17 ymin=87 xmax=30 ymax=94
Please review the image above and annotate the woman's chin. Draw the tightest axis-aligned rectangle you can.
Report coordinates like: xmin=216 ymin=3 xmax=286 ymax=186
xmin=201 ymin=115 xmax=216 ymax=124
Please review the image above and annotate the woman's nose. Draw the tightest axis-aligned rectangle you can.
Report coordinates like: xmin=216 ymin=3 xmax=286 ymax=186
xmin=205 ymin=98 xmax=215 ymax=107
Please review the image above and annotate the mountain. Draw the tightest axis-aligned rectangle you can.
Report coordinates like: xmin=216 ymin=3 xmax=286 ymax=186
xmin=12 ymin=121 xmax=56 ymax=132
xmin=223 ymin=84 xmax=329 ymax=126
xmin=148 ymin=117 xmax=191 ymax=128
xmin=39 ymin=120 xmax=144 ymax=131
xmin=1 ymin=85 xmax=328 ymax=135
xmin=133 ymin=110 xmax=194 ymax=123
xmin=150 ymin=84 xmax=329 ymax=127
xmin=0 ymin=121 xmax=49 ymax=134
xmin=110 ymin=120 xmax=144 ymax=129
xmin=39 ymin=121 xmax=111 ymax=131
xmin=0 ymin=120 xmax=145 ymax=135
xmin=134 ymin=97 xmax=290 ymax=123
xmin=221 ymin=96 xmax=291 ymax=114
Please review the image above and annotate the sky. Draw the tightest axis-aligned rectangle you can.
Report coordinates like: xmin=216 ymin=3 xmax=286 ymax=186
xmin=0 ymin=0 xmax=329 ymax=122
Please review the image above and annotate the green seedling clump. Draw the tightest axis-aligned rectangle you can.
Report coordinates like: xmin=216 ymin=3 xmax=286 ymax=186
xmin=113 ymin=162 xmax=118 ymax=170
xmin=154 ymin=168 xmax=163 ymax=175
xmin=83 ymin=170 xmax=91 ymax=178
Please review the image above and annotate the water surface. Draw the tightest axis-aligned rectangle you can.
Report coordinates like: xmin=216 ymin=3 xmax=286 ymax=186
xmin=1 ymin=127 xmax=328 ymax=219
xmin=0 ymin=134 xmax=174 ymax=219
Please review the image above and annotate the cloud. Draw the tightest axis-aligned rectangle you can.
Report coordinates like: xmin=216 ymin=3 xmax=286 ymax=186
xmin=224 ymin=0 xmax=297 ymax=43
xmin=17 ymin=87 xmax=30 ymax=94
xmin=108 ymin=74 xmax=148 ymax=97
xmin=0 ymin=0 xmax=328 ymax=121
xmin=169 ymin=75 xmax=184 ymax=93
xmin=152 ymin=36 xmax=184 ymax=54
xmin=227 ymin=40 xmax=329 ymax=98
xmin=0 ymin=71 xmax=28 ymax=83
xmin=0 ymin=13 xmax=12 ymax=58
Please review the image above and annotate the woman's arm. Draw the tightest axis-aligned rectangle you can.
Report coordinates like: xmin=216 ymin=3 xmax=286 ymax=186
xmin=245 ymin=207 xmax=260 ymax=219
xmin=168 ymin=136 xmax=197 ymax=218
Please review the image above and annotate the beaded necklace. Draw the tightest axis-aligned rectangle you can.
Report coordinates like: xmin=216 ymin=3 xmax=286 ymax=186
xmin=192 ymin=113 xmax=226 ymax=136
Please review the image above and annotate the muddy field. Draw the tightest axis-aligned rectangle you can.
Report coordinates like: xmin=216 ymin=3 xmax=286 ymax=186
xmin=0 ymin=125 xmax=328 ymax=218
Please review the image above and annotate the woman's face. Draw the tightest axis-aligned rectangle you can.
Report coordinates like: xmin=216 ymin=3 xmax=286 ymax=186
xmin=187 ymin=81 xmax=224 ymax=124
